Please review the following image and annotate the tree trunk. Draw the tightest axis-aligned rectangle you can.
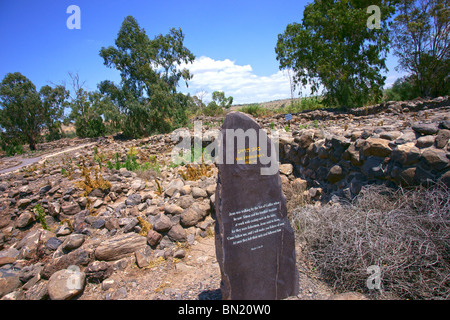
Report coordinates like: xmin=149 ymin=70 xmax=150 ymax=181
xmin=28 ymin=135 xmax=36 ymax=151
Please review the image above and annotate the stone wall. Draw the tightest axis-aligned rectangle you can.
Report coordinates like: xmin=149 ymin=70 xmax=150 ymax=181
xmin=276 ymin=96 xmax=450 ymax=202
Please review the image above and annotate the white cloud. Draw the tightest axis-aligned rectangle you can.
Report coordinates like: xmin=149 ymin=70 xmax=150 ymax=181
xmin=179 ymin=56 xmax=300 ymax=104
xmin=179 ymin=56 xmax=402 ymax=104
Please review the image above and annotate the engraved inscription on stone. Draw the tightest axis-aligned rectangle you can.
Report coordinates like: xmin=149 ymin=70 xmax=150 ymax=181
xmin=227 ymin=201 xmax=284 ymax=246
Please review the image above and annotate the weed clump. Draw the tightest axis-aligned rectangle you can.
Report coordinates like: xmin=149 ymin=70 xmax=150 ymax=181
xmin=75 ymin=165 xmax=111 ymax=196
xmin=154 ymin=179 xmax=163 ymax=196
xmin=137 ymin=216 xmax=152 ymax=237
xmin=238 ymin=104 xmax=266 ymax=117
xmin=178 ymin=163 xmax=214 ymax=181
xmin=33 ymin=203 xmax=49 ymax=230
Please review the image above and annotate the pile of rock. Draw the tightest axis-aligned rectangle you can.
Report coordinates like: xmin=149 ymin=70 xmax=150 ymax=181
xmin=277 ymin=96 xmax=450 ymax=202
xmin=0 ymin=136 xmax=217 ymax=300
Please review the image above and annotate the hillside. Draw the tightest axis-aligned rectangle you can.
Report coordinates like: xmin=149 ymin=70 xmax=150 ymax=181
xmin=231 ymin=97 xmax=302 ymax=111
xmin=0 ymin=95 xmax=449 ymax=300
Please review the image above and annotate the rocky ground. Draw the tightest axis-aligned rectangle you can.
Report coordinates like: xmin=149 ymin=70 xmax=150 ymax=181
xmin=0 ymin=96 xmax=448 ymax=300
xmin=0 ymin=133 xmax=338 ymax=300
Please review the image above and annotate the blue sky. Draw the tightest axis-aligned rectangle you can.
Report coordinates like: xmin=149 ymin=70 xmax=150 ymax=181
xmin=0 ymin=0 xmax=403 ymax=104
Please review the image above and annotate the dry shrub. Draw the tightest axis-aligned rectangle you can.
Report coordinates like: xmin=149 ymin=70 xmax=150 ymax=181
xmin=291 ymin=182 xmax=450 ymax=299
xmin=178 ymin=163 xmax=214 ymax=181
xmin=75 ymin=165 xmax=111 ymax=196
xmin=137 ymin=216 xmax=152 ymax=237
xmin=283 ymin=180 xmax=310 ymax=219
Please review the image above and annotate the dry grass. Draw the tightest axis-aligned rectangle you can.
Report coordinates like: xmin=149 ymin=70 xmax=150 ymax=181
xmin=283 ymin=180 xmax=310 ymax=220
xmin=178 ymin=163 xmax=214 ymax=181
xmin=291 ymin=182 xmax=450 ymax=299
xmin=75 ymin=165 xmax=111 ymax=196
xmin=137 ymin=216 xmax=152 ymax=237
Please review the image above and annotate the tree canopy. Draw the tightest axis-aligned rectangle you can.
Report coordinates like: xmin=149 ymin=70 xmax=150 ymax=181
xmin=0 ymin=72 xmax=46 ymax=151
xmin=391 ymin=0 xmax=449 ymax=98
xmin=40 ymin=84 xmax=70 ymax=141
xmin=276 ymin=0 xmax=397 ymax=108
xmin=2 ymin=5 xmax=448 ymax=154
xmin=211 ymin=91 xmax=233 ymax=109
xmin=99 ymin=16 xmax=195 ymax=137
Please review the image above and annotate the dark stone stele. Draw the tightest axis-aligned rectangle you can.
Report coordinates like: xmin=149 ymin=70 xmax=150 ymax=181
xmin=214 ymin=111 xmax=299 ymax=300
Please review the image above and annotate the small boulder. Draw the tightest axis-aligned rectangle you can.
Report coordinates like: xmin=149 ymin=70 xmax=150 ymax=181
xmin=181 ymin=207 xmax=202 ymax=227
xmin=123 ymin=218 xmax=138 ymax=233
xmin=291 ymin=178 xmax=307 ymax=190
xmin=48 ymin=202 xmax=61 ymax=217
xmin=327 ymin=165 xmax=344 ymax=183
xmin=125 ymin=194 xmax=142 ymax=206
xmin=435 ymin=129 xmax=450 ymax=149
xmin=422 ymin=148 xmax=450 ymax=171
xmin=362 ymin=156 xmax=385 ymax=178
xmin=61 ymin=203 xmax=81 ymax=216
xmin=397 ymin=167 xmax=416 ymax=186
xmin=47 ymin=267 xmax=85 ymax=300
xmin=153 ymin=213 xmax=172 ymax=232
xmin=416 ymin=135 xmax=435 ymax=148
xmin=15 ymin=211 xmax=35 ymax=228
xmin=92 ymin=199 xmax=103 ymax=209
xmin=61 ymin=234 xmax=85 ymax=252
xmin=131 ymin=180 xmax=144 ymax=191
xmin=412 ymin=123 xmax=438 ymax=135
xmin=168 ymin=224 xmax=187 ymax=242
xmin=279 ymin=163 xmax=293 ymax=176
xmin=439 ymin=120 xmax=450 ymax=130
xmin=165 ymin=179 xmax=184 ymax=197
xmin=191 ymin=187 xmax=207 ymax=198
xmin=380 ymin=131 xmax=402 ymax=141
xmin=94 ymin=233 xmax=147 ymax=261
xmin=17 ymin=198 xmax=32 ymax=209
xmin=173 ymin=249 xmax=186 ymax=259
xmin=362 ymin=138 xmax=392 ymax=157
xmin=45 ymin=237 xmax=63 ymax=250
xmin=295 ymin=130 xmax=315 ymax=149
xmin=84 ymin=261 xmax=112 ymax=283
xmin=164 ymin=203 xmax=184 ymax=215
xmin=135 ymin=250 xmax=150 ymax=268
xmin=147 ymin=229 xmax=163 ymax=247
xmin=0 ymin=270 xmax=21 ymax=298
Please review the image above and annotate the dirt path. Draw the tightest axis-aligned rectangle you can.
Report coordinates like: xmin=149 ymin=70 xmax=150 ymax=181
xmin=0 ymin=142 xmax=96 ymax=175
xmin=0 ymin=156 xmax=42 ymax=175
xmin=79 ymin=235 xmax=338 ymax=300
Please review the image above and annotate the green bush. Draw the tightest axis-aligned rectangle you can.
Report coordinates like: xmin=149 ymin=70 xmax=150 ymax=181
xmin=33 ymin=203 xmax=49 ymax=230
xmin=203 ymin=102 xmax=224 ymax=117
xmin=238 ymin=104 xmax=266 ymax=117
xmin=75 ymin=116 xmax=106 ymax=138
xmin=270 ymin=122 xmax=275 ymax=130
xmin=275 ymin=97 xmax=325 ymax=114
xmin=300 ymin=96 xmax=324 ymax=110
xmin=0 ymin=128 xmax=26 ymax=156
xmin=383 ymin=77 xmax=420 ymax=102
xmin=45 ymin=122 xmax=63 ymax=142
xmin=109 ymin=149 xmax=161 ymax=174
xmin=3 ymin=144 xmax=24 ymax=157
